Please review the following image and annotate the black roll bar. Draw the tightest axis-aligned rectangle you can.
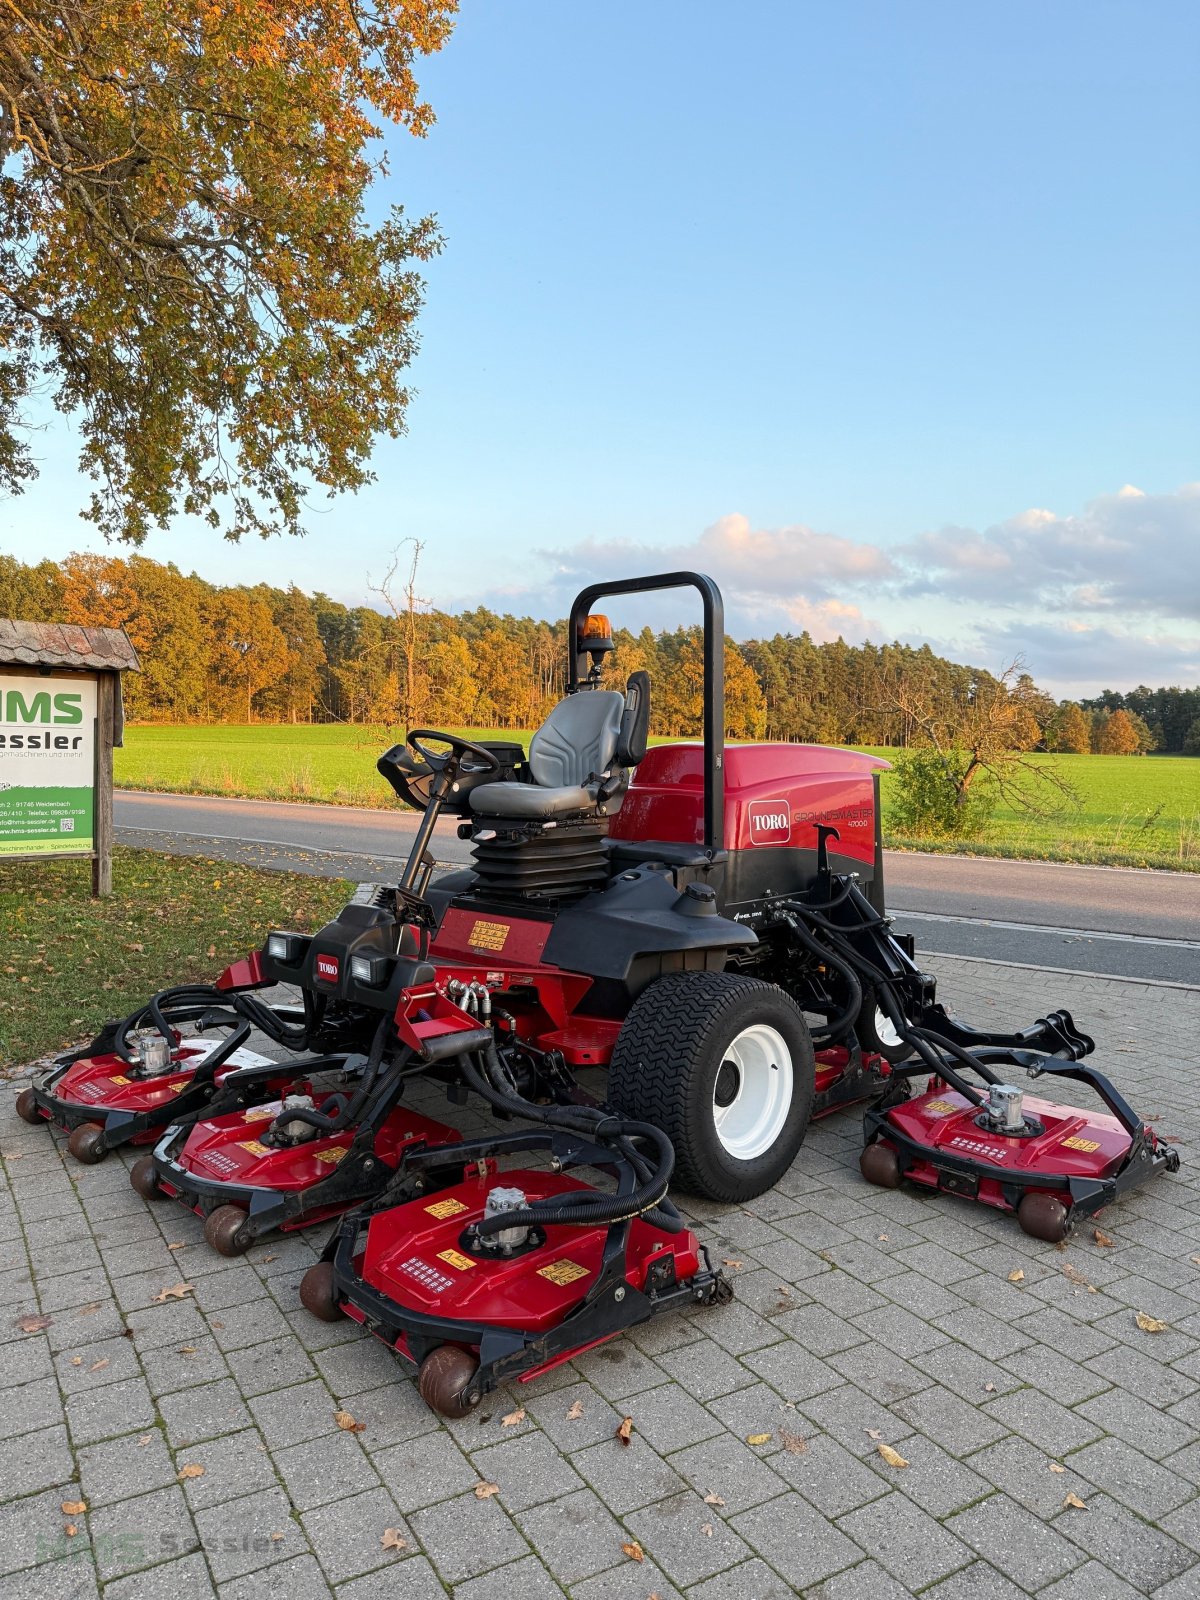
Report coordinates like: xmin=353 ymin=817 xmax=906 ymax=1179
xmin=567 ymin=571 xmax=726 ymax=852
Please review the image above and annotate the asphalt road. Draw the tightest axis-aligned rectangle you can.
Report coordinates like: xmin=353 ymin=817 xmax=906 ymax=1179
xmin=115 ymin=789 xmax=1200 ymax=986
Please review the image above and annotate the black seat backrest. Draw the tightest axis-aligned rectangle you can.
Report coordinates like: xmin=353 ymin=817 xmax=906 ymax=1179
xmin=616 ymin=671 xmax=650 ymax=767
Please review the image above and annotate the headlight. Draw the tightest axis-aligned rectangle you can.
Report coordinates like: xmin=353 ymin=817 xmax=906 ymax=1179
xmin=266 ymin=932 xmax=306 ymax=963
xmin=350 ymin=954 xmax=390 ymax=986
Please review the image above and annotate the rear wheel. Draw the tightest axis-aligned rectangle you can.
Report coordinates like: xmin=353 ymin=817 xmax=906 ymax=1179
xmin=129 ymin=1155 xmax=164 ymax=1200
xmin=67 ymin=1123 xmax=107 ymax=1164
xmin=15 ymin=1088 xmax=41 ymax=1125
xmin=417 ymin=1346 xmax=480 ymax=1418
xmin=607 ymin=972 xmax=815 ymax=1203
xmin=204 ymin=1204 xmax=254 ymax=1257
xmin=299 ymin=1261 xmax=344 ymax=1323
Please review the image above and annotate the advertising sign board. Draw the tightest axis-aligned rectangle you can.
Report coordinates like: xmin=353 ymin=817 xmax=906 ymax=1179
xmin=0 ymin=673 xmax=97 ymax=856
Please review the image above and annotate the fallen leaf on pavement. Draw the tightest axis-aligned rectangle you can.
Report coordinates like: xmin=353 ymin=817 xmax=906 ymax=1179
xmin=566 ymin=1400 xmax=584 ymax=1421
xmin=177 ymin=1464 xmax=205 ymax=1481
xmin=1007 ymin=1269 xmax=1025 ymax=1283
xmin=704 ymin=1492 xmax=726 ymax=1506
xmin=877 ymin=1444 xmax=909 ymax=1469
xmin=151 ymin=1284 xmax=194 ymax=1303
xmin=178 ymin=1346 xmax=197 ymax=1355
xmin=64 ymin=1524 xmax=78 ymax=1537
xmin=168 ymin=1243 xmax=186 ymax=1251
xmin=621 ymin=1541 xmax=645 ymax=1563
xmin=90 ymin=1358 xmax=108 ymax=1372
xmin=380 ymin=1528 xmax=408 ymax=1551
xmin=865 ymin=1428 xmax=882 ymax=1440
xmin=721 ymin=1259 xmax=744 ymax=1270
xmin=137 ymin=1436 xmax=152 ymax=1448
xmin=700 ymin=1522 xmax=714 ymax=1537
xmin=983 ymin=1382 xmax=996 ymax=1393
xmin=61 ymin=1501 xmax=87 ymax=1515
xmin=616 ymin=1416 xmax=634 ymax=1446
xmin=270 ymin=1532 xmax=284 ymax=1542
xmin=15 ymin=1313 xmax=51 ymax=1332
xmin=501 ymin=1408 xmax=526 ymax=1428
xmin=70 ymin=1357 xmax=82 ymax=1367
xmin=746 ymin=1432 xmax=772 ymax=1446
xmin=1062 ymin=1492 xmax=1088 ymax=1510
xmin=334 ymin=1410 xmax=365 ymax=1432
xmin=1135 ymin=1311 xmax=1169 ymax=1334
xmin=1093 ymin=1229 xmax=1115 ymax=1248
xmin=474 ymin=1481 xmax=500 ymax=1499
xmin=1048 ymin=1462 xmax=1066 ymax=1474
xmin=779 ymin=1428 xmax=807 ymax=1455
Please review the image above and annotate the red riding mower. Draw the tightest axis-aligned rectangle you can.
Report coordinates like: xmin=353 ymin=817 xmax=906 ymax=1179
xmin=32 ymin=569 xmax=1172 ymax=1415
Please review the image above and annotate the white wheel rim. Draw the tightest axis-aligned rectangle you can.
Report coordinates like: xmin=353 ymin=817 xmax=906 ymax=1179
xmin=874 ymin=1007 xmax=903 ymax=1050
xmin=712 ymin=1023 xmax=793 ymax=1160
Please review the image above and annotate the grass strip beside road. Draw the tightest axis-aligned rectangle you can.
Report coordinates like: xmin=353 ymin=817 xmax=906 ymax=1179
xmin=0 ymin=847 xmax=351 ymax=1068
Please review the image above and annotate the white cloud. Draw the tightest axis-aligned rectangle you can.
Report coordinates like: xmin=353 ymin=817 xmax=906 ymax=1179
xmin=905 ymin=482 xmax=1200 ymax=622
xmin=441 ymin=483 xmax=1200 ymax=694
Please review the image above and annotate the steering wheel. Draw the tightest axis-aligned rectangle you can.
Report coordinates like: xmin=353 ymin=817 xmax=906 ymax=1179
xmin=406 ymin=729 xmax=501 ymax=779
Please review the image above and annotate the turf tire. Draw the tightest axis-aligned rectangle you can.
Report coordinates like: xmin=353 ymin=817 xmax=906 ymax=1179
xmin=606 ymin=972 xmax=815 ymax=1203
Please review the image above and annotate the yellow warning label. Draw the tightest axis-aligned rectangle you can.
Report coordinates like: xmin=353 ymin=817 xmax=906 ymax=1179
xmin=925 ymin=1099 xmax=958 ymax=1116
xmin=537 ymin=1259 xmax=590 ymax=1287
xmin=169 ymin=1080 xmax=190 ymax=1094
xmin=425 ymin=1196 xmax=468 ymax=1219
xmin=313 ymin=1146 xmax=348 ymax=1165
xmin=437 ymin=1248 xmax=476 ymax=1271
xmin=1062 ymin=1135 xmax=1101 ymax=1153
xmin=238 ymin=1139 xmax=269 ymax=1155
xmin=468 ymin=919 xmax=509 ymax=952
xmin=108 ymin=1075 xmax=130 ymax=1087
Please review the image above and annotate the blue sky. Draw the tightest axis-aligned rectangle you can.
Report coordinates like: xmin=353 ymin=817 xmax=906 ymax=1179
xmin=3 ymin=0 xmax=1198 ymax=695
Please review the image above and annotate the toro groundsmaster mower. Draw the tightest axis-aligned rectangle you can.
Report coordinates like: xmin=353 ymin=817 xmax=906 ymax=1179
xmin=61 ymin=568 xmax=1174 ymax=1414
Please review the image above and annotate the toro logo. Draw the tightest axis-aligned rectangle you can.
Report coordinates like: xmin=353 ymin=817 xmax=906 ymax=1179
xmin=747 ymin=800 xmax=791 ymax=845
xmin=315 ymin=952 xmax=340 ymax=985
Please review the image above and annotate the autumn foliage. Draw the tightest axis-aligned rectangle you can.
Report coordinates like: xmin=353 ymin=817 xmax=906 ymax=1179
xmin=0 ymin=0 xmax=456 ymax=542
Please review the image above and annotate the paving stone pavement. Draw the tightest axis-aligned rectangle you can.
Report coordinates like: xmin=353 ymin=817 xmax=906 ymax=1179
xmin=1 ymin=955 xmax=1198 ymax=1599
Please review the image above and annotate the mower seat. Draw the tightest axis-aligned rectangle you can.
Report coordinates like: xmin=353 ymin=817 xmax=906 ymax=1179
xmin=469 ymin=674 xmax=649 ymax=822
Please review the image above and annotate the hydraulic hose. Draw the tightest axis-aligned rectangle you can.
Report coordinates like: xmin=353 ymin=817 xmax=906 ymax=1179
xmin=267 ymin=1017 xmax=393 ymax=1137
xmin=778 ymin=911 xmax=862 ymax=1045
xmin=460 ymin=1047 xmax=684 ymax=1236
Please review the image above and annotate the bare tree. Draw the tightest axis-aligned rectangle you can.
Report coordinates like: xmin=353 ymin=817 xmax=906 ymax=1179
xmin=369 ymin=538 xmax=428 ymax=727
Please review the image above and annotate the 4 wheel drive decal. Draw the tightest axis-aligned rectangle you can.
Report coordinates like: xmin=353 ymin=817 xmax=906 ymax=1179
xmin=747 ymin=800 xmax=791 ymax=845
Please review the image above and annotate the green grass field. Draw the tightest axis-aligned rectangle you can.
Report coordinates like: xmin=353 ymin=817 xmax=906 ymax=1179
xmin=113 ymin=724 xmax=1200 ymax=871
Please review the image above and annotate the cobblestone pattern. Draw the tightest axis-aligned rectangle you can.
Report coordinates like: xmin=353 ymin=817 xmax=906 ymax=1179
xmin=1 ymin=957 xmax=1197 ymax=1598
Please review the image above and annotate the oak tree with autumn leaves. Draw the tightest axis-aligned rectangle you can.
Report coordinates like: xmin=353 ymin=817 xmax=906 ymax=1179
xmin=0 ymin=0 xmax=457 ymax=542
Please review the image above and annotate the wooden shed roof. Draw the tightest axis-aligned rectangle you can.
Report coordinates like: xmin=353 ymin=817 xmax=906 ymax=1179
xmin=0 ymin=619 xmax=141 ymax=672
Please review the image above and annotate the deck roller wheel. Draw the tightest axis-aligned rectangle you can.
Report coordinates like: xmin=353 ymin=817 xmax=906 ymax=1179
xmin=67 ymin=1123 xmax=108 ymax=1165
xmin=203 ymin=1204 xmax=254 ymax=1258
xmin=129 ymin=1155 xmax=164 ymax=1200
xmin=417 ymin=1346 xmax=480 ymax=1419
xmin=15 ymin=1088 xmax=41 ymax=1125
xmin=1017 ymin=1191 xmax=1070 ymax=1244
xmin=299 ymin=1261 xmax=344 ymax=1323
xmin=859 ymin=1140 xmax=901 ymax=1189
